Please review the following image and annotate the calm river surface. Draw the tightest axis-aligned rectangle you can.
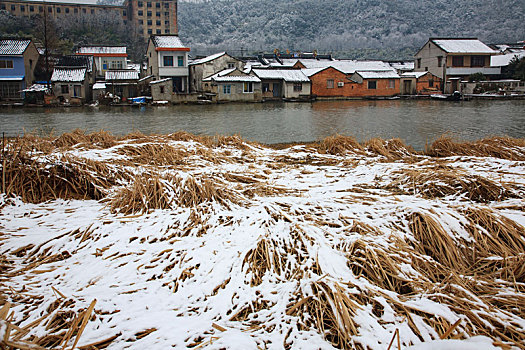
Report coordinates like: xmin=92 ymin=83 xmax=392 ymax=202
xmin=1 ymin=99 xmax=524 ymax=150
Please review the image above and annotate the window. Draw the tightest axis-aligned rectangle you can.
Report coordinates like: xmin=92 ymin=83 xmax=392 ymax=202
xmin=0 ymin=60 xmax=14 ymax=69
xmin=156 ymin=29 xmax=161 ymax=34
xmin=48 ymin=7 xmax=52 ymax=12
xmin=164 ymin=3 xmax=169 ymax=8
xmin=177 ymin=56 xmax=184 ymax=66
xmin=29 ymin=59 xmax=33 ymax=69
xmin=243 ymin=82 xmax=253 ymax=93
xmin=74 ymin=8 xmax=78 ymax=13
xmin=452 ymin=56 xmax=464 ymax=67
xmin=147 ymin=2 xmax=152 ymax=7
xmin=82 ymin=8 xmax=86 ymax=13
xmin=147 ymin=11 xmax=151 ymax=16
xmin=437 ymin=56 xmax=443 ymax=67
xmin=417 ymin=58 xmax=421 ymax=69
xmin=165 ymin=20 xmax=169 ymax=25
xmin=39 ymin=6 xmax=43 ymax=12
xmin=11 ymin=5 xmax=15 ymax=11
xmin=91 ymin=9 xmax=94 ymax=14
xmin=163 ymin=55 xmax=173 ymax=66
xmin=388 ymin=79 xmax=395 ymax=88
xmin=138 ymin=1 xmax=143 ymax=6
xmin=20 ymin=5 xmax=25 ymax=11
xmin=429 ymin=79 xmax=434 ymax=88
xmin=139 ymin=19 xmax=143 ymax=24
xmin=61 ymin=85 xmax=69 ymax=94
xmin=65 ymin=7 xmax=69 ymax=13
xmin=147 ymin=19 xmax=152 ymax=25
xmin=227 ymin=62 xmax=235 ymax=69
xmin=1 ymin=4 xmax=5 ymax=10
xmin=293 ymin=83 xmax=302 ymax=92
xmin=56 ymin=7 xmax=60 ymax=13
xmin=0 ymin=82 xmax=21 ymax=98
xmin=148 ymin=29 xmax=152 ymax=34
xmin=471 ymin=55 xmax=485 ymax=67
xmin=327 ymin=79 xmax=334 ymax=89
xmin=368 ymin=80 xmax=377 ymax=89
xmin=164 ymin=11 xmax=169 ymax=16
xmin=262 ymin=83 xmax=269 ymax=92
xmin=160 ymin=86 xmax=164 ymax=93
xmin=156 ymin=2 xmax=160 ymax=7
xmin=30 ymin=6 xmax=34 ymax=12
xmin=138 ymin=10 xmax=143 ymax=15
xmin=156 ymin=20 xmax=160 ymax=25
xmin=156 ymin=11 xmax=160 ymax=17
xmin=223 ymin=84 xmax=231 ymax=94
xmin=123 ymin=10 xmax=126 ymax=16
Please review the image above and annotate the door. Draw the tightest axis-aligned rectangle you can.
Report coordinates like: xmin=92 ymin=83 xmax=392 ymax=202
xmin=403 ymin=80 xmax=412 ymax=94
xmin=74 ymin=85 xmax=81 ymax=97
xmin=451 ymin=79 xmax=458 ymax=93
xmin=273 ymin=83 xmax=280 ymax=97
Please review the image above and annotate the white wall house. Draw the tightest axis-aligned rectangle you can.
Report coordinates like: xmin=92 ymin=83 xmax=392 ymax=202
xmin=147 ymin=35 xmax=190 ymax=93
xmin=76 ymin=46 xmax=127 ymax=79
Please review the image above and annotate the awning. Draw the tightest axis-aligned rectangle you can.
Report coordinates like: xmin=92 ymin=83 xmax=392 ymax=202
xmin=0 ymin=76 xmax=24 ymax=81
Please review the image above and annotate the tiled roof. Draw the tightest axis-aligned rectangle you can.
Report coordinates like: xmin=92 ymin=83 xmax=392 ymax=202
xmin=105 ymin=70 xmax=139 ymax=81
xmin=252 ymin=69 xmax=310 ymax=82
xmin=51 ymin=67 xmax=87 ymax=82
xmin=401 ymin=71 xmax=430 ymax=79
xmin=189 ymin=52 xmax=227 ymax=66
xmin=354 ymin=71 xmax=399 ymax=79
xmin=56 ymin=55 xmax=94 ymax=73
xmin=77 ymin=46 xmax=126 ymax=55
xmin=93 ymin=82 xmax=106 ymax=89
xmin=203 ymin=68 xmax=236 ymax=80
xmin=152 ymin=36 xmax=188 ymax=49
xmin=150 ymin=78 xmax=172 ymax=85
xmin=431 ymin=39 xmax=495 ymax=54
xmin=213 ymin=76 xmax=261 ymax=83
xmin=0 ymin=39 xmax=31 ymax=55
xmin=491 ymin=52 xmax=525 ymax=67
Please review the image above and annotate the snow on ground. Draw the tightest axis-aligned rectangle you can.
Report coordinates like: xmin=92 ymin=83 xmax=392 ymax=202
xmin=1 ymin=134 xmax=524 ymax=349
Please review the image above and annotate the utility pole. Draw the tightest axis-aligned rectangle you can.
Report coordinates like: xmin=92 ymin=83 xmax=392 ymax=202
xmin=43 ymin=0 xmax=50 ymax=89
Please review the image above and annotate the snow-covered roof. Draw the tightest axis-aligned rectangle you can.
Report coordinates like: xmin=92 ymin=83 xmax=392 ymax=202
xmin=389 ymin=61 xmax=415 ymax=71
xmin=51 ymin=67 xmax=87 ymax=82
xmin=152 ymin=36 xmax=188 ymax=49
xmin=296 ymin=59 xmax=393 ymax=75
xmin=203 ymin=68 xmax=237 ymax=81
xmin=189 ymin=52 xmax=227 ymax=66
xmin=93 ymin=82 xmax=106 ymax=90
xmin=150 ymin=78 xmax=172 ymax=85
xmin=431 ymin=39 xmax=496 ymax=54
xmin=491 ymin=52 xmax=525 ymax=67
xmin=56 ymin=55 xmax=94 ymax=73
xmin=401 ymin=71 xmax=430 ymax=79
xmin=252 ymin=69 xmax=310 ymax=82
xmin=354 ymin=71 xmax=400 ymax=79
xmin=213 ymin=75 xmax=261 ymax=83
xmin=138 ymin=75 xmax=154 ymax=83
xmin=105 ymin=70 xmax=139 ymax=81
xmin=0 ymin=39 xmax=31 ymax=55
xmin=301 ymin=67 xmax=332 ymax=77
xmin=128 ymin=63 xmax=141 ymax=73
xmin=22 ymin=84 xmax=49 ymax=92
xmin=77 ymin=46 xmax=126 ymax=55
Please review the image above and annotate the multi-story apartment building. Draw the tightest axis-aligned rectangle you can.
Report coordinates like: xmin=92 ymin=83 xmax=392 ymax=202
xmin=0 ymin=0 xmax=178 ymax=40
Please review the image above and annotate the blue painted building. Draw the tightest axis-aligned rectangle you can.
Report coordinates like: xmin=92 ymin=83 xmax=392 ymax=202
xmin=0 ymin=39 xmax=40 ymax=100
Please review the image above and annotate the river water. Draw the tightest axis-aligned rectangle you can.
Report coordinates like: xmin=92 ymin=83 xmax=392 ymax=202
xmin=1 ymin=99 xmax=524 ymax=150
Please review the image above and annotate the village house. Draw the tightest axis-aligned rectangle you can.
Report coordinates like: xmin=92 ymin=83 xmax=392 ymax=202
xmin=76 ymin=46 xmax=128 ymax=80
xmin=347 ymin=71 xmax=400 ymax=98
xmin=400 ymin=71 xmax=442 ymax=95
xmin=203 ymin=68 xmax=262 ymax=102
xmin=189 ymin=52 xmax=244 ymax=92
xmin=146 ymin=35 xmax=190 ymax=93
xmin=0 ymin=38 xmax=39 ymax=100
xmin=56 ymin=55 xmax=97 ymax=86
xmin=414 ymin=38 xmax=500 ymax=92
xmin=51 ymin=67 xmax=89 ymax=103
xmin=303 ymin=66 xmax=351 ymax=99
xmin=251 ymin=68 xmax=311 ymax=101
xmin=105 ymin=69 xmax=140 ymax=101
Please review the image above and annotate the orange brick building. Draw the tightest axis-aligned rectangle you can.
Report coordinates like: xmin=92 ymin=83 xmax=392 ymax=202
xmin=305 ymin=67 xmax=400 ymax=99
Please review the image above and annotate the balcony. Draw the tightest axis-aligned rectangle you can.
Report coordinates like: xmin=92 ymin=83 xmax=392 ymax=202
xmin=446 ymin=67 xmax=501 ymax=76
xmin=159 ymin=66 xmax=188 ymax=77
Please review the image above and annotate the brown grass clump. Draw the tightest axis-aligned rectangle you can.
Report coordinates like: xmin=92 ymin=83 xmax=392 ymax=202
xmin=363 ymin=138 xmax=415 ymax=160
xmin=408 ymin=212 xmax=465 ymax=272
xmin=316 ymin=135 xmax=364 ymax=155
xmin=177 ymin=175 xmax=237 ymax=208
xmin=287 ymin=281 xmax=361 ymax=349
xmin=389 ymin=168 xmax=515 ymax=202
xmin=346 ymin=240 xmax=415 ymax=295
xmin=117 ymin=143 xmax=189 ymax=166
xmin=2 ymin=153 xmax=117 ymax=203
xmin=110 ymin=174 xmax=178 ymax=214
xmin=52 ymin=129 xmax=117 ymax=149
xmin=425 ymin=136 xmax=525 ymax=160
xmin=242 ymin=238 xmax=283 ymax=286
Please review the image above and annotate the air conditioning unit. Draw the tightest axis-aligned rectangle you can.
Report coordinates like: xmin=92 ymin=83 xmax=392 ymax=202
xmin=337 ymin=82 xmax=344 ymax=87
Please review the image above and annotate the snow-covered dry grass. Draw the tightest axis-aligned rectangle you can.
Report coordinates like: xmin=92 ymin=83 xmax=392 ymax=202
xmin=1 ymin=131 xmax=524 ymax=349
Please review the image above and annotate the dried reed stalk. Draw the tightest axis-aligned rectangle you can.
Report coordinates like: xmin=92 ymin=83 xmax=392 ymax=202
xmin=425 ymin=136 xmax=525 ymax=160
xmin=316 ymin=135 xmax=364 ymax=155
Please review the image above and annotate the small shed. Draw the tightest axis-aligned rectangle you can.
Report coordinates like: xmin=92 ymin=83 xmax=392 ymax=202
xmin=400 ymin=71 xmax=442 ymax=95
xmin=51 ymin=67 xmax=89 ymax=104
xmin=252 ymin=69 xmax=311 ymax=100
xmin=105 ymin=70 xmax=139 ymax=101
xmin=203 ymin=68 xmax=262 ymax=102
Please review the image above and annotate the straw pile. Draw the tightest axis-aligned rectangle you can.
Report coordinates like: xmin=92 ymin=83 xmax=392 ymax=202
xmin=1 ymin=131 xmax=525 ymax=349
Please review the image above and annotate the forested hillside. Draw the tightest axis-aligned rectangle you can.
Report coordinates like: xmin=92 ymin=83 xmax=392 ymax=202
xmin=178 ymin=0 xmax=525 ymax=59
